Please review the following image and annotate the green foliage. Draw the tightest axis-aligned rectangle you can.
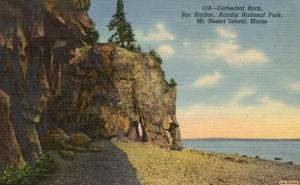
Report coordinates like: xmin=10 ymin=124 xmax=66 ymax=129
xmin=149 ymin=50 xmax=163 ymax=64
xmin=107 ymin=0 xmax=136 ymax=50
xmin=0 ymin=154 xmax=56 ymax=185
xmin=82 ymin=23 xmax=100 ymax=46
xmin=168 ymin=78 xmax=177 ymax=88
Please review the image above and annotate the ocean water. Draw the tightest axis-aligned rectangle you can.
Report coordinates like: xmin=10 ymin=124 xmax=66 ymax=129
xmin=183 ymin=139 xmax=300 ymax=165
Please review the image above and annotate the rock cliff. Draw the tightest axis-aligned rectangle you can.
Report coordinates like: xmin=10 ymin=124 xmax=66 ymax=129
xmin=0 ymin=0 xmax=92 ymax=165
xmin=48 ymin=44 xmax=182 ymax=150
xmin=0 ymin=0 xmax=182 ymax=167
xmin=0 ymin=90 xmax=25 ymax=168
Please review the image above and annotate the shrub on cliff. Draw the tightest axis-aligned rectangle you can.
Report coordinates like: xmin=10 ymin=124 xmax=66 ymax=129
xmin=168 ymin=78 xmax=177 ymax=88
xmin=82 ymin=23 xmax=100 ymax=46
xmin=0 ymin=154 xmax=56 ymax=185
xmin=149 ymin=50 xmax=163 ymax=64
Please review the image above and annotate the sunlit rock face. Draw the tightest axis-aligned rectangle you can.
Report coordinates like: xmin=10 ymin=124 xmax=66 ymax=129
xmin=0 ymin=0 xmax=182 ymax=165
xmin=49 ymin=44 xmax=182 ymax=150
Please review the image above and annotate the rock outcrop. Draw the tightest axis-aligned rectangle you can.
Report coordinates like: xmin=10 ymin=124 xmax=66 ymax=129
xmin=0 ymin=0 xmax=182 ymax=166
xmin=0 ymin=0 xmax=91 ymax=163
xmin=49 ymin=44 xmax=182 ymax=149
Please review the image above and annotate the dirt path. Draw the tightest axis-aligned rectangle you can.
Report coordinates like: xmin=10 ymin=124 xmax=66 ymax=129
xmin=42 ymin=141 xmax=140 ymax=185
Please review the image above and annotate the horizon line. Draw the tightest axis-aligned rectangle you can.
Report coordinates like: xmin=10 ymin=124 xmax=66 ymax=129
xmin=182 ymin=138 xmax=300 ymax=140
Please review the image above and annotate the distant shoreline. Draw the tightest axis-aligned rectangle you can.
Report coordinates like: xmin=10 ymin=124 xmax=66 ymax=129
xmin=183 ymin=138 xmax=300 ymax=141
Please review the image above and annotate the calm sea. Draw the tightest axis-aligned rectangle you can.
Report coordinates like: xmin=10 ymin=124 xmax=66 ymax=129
xmin=183 ymin=139 xmax=300 ymax=165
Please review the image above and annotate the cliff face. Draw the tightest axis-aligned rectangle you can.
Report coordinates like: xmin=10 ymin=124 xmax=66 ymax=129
xmin=0 ymin=0 xmax=182 ymax=167
xmin=50 ymin=44 xmax=182 ymax=150
xmin=0 ymin=0 xmax=91 ymax=164
xmin=0 ymin=90 xmax=25 ymax=168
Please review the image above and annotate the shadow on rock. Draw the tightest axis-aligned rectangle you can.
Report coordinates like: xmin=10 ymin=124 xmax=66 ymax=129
xmin=42 ymin=140 xmax=140 ymax=185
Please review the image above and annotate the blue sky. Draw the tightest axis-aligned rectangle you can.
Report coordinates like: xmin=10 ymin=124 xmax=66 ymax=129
xmin=89 ymin=0 xmax=300 ymax=138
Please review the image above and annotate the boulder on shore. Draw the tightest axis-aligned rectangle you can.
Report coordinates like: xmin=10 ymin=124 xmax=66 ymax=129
xmin=41 ymin=129 xmax=70 ymax=149
xmin=69 ymin=132 xmax=92 ymax=147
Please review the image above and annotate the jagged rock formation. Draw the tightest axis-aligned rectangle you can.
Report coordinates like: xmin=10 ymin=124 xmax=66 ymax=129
xmin=0 ymin=0 xmax=91 ymax=164
xmin=0 ymin=0 xmax=182 ymax=166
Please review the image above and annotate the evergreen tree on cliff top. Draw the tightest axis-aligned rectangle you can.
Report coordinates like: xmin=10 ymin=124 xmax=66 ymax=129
xmin=108 ymin=0 xmax=136 ymax=50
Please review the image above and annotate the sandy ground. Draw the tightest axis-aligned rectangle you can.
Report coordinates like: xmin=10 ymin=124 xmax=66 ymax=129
xmin=43 ymin=140 xmax=300 ymax=185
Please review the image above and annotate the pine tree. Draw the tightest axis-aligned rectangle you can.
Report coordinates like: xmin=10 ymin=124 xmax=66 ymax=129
xmin=124 ymin=21 xmax=136 ymax=50
xmin=108 ymin=0 xmax=136 ymax=49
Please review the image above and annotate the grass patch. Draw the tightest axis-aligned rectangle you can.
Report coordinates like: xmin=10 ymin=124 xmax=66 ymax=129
xmin=0 ymin=154 xmax=56 ymax=185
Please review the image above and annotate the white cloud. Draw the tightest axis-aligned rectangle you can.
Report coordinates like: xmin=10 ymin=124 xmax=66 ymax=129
xmin=203 ymin=28 xmax=269 ymax=65
xmin=216 ymin=27 xmax=237 ymax=39
xmin=229 ymin=87 xmax=254 ymax=105
xmin=158 ymin=45 xmax=175 ymax=58
xmin=288 ymin=82 xmax=300 ymax=93
xmin=137 ymin=23 xmax=175 ymax=42
xmin=193 ymin=71 xmax=222 ymax=88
